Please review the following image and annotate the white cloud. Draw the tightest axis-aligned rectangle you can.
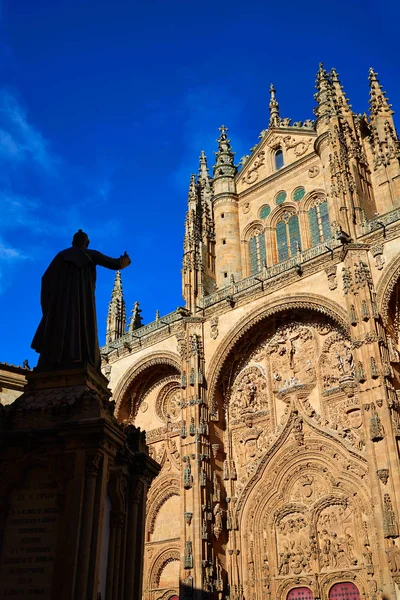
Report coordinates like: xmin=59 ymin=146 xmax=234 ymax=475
xmin=0 ymin=90 xmax=57 ymax=172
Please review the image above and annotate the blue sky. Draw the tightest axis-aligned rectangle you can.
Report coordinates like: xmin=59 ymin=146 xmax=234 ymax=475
xmin=0 ymin=0 xmax=399 ymax=367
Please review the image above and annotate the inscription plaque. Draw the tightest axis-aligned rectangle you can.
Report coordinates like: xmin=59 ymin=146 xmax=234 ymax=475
xmin=0 ymin=469 xmax=60 ymax=599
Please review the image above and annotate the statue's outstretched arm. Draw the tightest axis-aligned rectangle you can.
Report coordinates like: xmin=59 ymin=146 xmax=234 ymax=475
xmin=87 ymin=249 xmax=131 ymax=270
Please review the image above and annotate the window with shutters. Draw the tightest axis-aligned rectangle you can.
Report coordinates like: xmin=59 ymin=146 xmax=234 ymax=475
xmin=248 ymin=226 xmax=266 ymax=274
xmin=275 ymin=211 xmax=301 ymax=262
xmin=308 ymin=197 xmax=332 ymax=246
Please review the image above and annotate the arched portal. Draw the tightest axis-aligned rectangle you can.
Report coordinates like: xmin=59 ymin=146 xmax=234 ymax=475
xmin=287 ymin=588 xmax=314 ymax=599
xmin=329 ymin=582 xmax=360 ymax=599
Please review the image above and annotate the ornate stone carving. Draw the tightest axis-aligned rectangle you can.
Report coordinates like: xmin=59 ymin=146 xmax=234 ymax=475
xmin=241 ymin=150 xmax=265 ymax=185
xmin=210 ymin=316 xmax=219 ymax=340
xmin=268 ymin=323 xmax=316 ymax=390
xmin=308 ymin=165 xmax=320 ymax=178
xmin=320 ymin=333 xmax=354 ymax=390
xmin=370 ymin=404 xmax=384 ymax=441
xmin=183 ymin=457 xmax=192 ymax=489
xmin=156 ymin=381 xmax=181 ymax=422
xmin=317 ymin=503 xmax=358 ymax=570
xmin=185 ymin=511 xmax=193 ymax=525
xmin=282 ymin=135 xmax=312 ymax=157
xmin=387 ymin=540 xmax=400 ymax=572
xmin=377 ymin=468 xmax=389 ymax=485
xmin=325 ymin=265 xmax=338 ymax=291
xmin=383 ymin=493 xmax=399 ymax=538
xmin=184 ymin=541 xmax=193 ymax=569
xmin=213 ymin=503 xmax=224 ymax=539
xmin=230 ymin=366 xmax=268 ymax=419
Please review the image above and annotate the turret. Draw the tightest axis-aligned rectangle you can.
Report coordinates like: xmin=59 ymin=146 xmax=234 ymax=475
xmin=106 ymin=270 xmax=126 ymax=343
xmin=212 ymin=125 xmax=242 ymax=287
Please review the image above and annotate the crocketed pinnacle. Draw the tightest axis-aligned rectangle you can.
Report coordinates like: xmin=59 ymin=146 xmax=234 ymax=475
xmin=314 ymin=63 xmax=334 ymax=119
xmin=369 ymin=68 xmax=393 ymax=117
xmin=198 ymin=151 xmax=212 ymax=193
xmin=330 ymin=68 xmax=352 ymax=115
xmin=269 ymin=83 xmax=281 ymax=127
xmin=106 ymin=270 xmax=126 ymax=343
xmin=213 ymin=125 xmax=237 ymax=180
xmin=129 ymin=301 xmax=143 ymax=332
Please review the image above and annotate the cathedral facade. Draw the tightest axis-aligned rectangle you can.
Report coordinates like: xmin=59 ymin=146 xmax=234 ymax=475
xmin=101 ymin=65 xmax=400 ymax=600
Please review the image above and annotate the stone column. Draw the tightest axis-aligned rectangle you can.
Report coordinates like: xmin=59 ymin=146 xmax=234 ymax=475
xmin=75 ymin=451 xmax=102 ymax=599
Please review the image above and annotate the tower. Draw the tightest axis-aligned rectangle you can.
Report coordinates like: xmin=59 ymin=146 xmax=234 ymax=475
xmin=212 ymin=125 xmax=241 ymax=287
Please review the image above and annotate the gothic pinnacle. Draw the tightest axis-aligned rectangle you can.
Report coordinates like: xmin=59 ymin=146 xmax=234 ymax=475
xmin=314 ymin=62 xmax=333 ymax=119
xmin=213 ymin=125 xmax=237 ymax=180
xmin=369 ymin=68 xmax=393 ymax=117
xmin=129 ymin=301 xmax=143 ymax=332
xmin=269 ymin=83 xmax=280 ymax=127
xmin=330 ymin=68 xmax=352 ymax=114
xmin=198 ymin=150 xmax=212 ymax=197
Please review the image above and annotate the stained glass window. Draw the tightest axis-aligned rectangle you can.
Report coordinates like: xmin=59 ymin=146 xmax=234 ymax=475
xmin=276 ymin=191 xmax=287 ymax=205
xmin=275 ymin=148 xmax=284 ymax=169
xmin=329 ymin=582 xmax=360 ymax=599
xmin=248 ymin=229 xmax=266 ymax=274
xmin=276 ymin=220 xmax=288 ymax=261
xmin=287 ymin=587 xmax=314 ymax=600
xmin=293 ymin=186 xmax=305 ymax=202
xmin=307 ymin=198 xmax=332 ymax=246
xmin=259 ymin=204 xmax=271 ymax=219
xmin=276 ymin=212 xmax=301 ymax=262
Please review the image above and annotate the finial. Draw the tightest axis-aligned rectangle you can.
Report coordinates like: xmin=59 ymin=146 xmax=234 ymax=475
xmin=112 ymin=270 xmax=123 ymax=294
xmin=155 ymin=309 xmax=160 ymax=323
xmin=269 ymin=83 xmax=280 ymax=127
xmin=314 ymin=62 xmax=333 ymax=119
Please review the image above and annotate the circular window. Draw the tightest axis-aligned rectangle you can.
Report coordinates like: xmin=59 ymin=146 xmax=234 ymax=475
xmin=275 ymin=191 xmax=287 ymax=205
xmin=259 ymin=204 xmax=271 ymax=219
xmin=293 ymin=186 xmax=305 ymax=202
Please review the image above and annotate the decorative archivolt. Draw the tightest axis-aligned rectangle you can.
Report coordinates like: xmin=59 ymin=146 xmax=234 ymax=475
xmin=112 ymin=351 xmax=181 ymax=416
xmin=242 ymin=220 xmax=265 ymax=241
xmin=206 ymin=294 xmax=350 ymax=415
xmin=146 ymin=475 xmax=180 ymax=536
xmin=301 ymin=188 xmax=327 ymax=211
xmin=269 ymin=204 xmax=298 ymax=228
xmin=149 ymin=546 xmax=180 ymax=588
xmin=376 ymin=251 xmax=400 ymax=325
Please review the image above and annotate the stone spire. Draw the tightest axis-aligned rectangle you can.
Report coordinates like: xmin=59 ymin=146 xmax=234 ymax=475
xmin=269 ymin=83 xmax=280 ymax=127
xmin=369 ymin=68 xmax=393 ymax=118
xmin=314 ymin=63 xmax=334 ymax=122
xmin=129 ymin=301 xmax=143 ymax=332
xmin=106 ymin=270 xmax=126 ymax=344
xmin=330 ymin=68 xmax=352 ymax=115
xmin=213 ymin=125 xmax=237 ymax=180
xmin=198 ymin=150 xmax=212 ymax=198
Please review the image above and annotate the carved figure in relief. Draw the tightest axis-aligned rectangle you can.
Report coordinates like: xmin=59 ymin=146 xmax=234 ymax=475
xmin=387 ymin=539 xmax=400 ymax=572
xmin=269 ymin=324 xmax=316 ymax=388
xmin=317 ymin=505 xmax=358 ymax=570
xmin=230 ymin=367 xmax=267 ymax=418
xmin=277 ymin=513 xmax=312 ymax=576
xmin=321 ymin=333 xmax=354 ymax=389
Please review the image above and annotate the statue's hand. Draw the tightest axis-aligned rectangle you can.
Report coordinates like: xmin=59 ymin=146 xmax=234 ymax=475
xmin=120 ymin=251 xmax=131 ymax=269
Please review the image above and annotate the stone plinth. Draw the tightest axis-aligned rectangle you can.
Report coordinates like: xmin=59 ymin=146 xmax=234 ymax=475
xmin=0 ymin=365 xmax=160 ymax=600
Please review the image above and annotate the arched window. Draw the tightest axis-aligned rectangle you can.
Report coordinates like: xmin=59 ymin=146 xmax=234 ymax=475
xmin=308 ymin=197 xmax=332 ymax=246
xmin=329 ymin=582 xmax=360 ymax=599
xmin=248 ymin=226 xmax=266 ymax=274
xmin=275 ymin=211 xmax=301 ymax=262
xmin=275 ymin=148 xmax=284 ymax=170
xmin=287 ymin=587 xmax=314 ymax=599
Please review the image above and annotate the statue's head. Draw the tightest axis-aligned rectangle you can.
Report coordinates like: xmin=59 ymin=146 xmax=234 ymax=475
xmin=72 ymin=229 xmax=90 ymax=249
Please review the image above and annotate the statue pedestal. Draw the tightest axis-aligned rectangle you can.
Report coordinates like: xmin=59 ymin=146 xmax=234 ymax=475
xmin=0 ymin=365 xmax=159 ymax=600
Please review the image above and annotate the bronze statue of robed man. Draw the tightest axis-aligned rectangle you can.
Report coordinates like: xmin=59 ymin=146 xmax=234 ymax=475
xmin=31 ymin=229 xmax=131 ymax=371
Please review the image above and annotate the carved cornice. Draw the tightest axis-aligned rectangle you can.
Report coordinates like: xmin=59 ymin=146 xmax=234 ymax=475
xmin=206 ymin=294 xmax=349 ymax=414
